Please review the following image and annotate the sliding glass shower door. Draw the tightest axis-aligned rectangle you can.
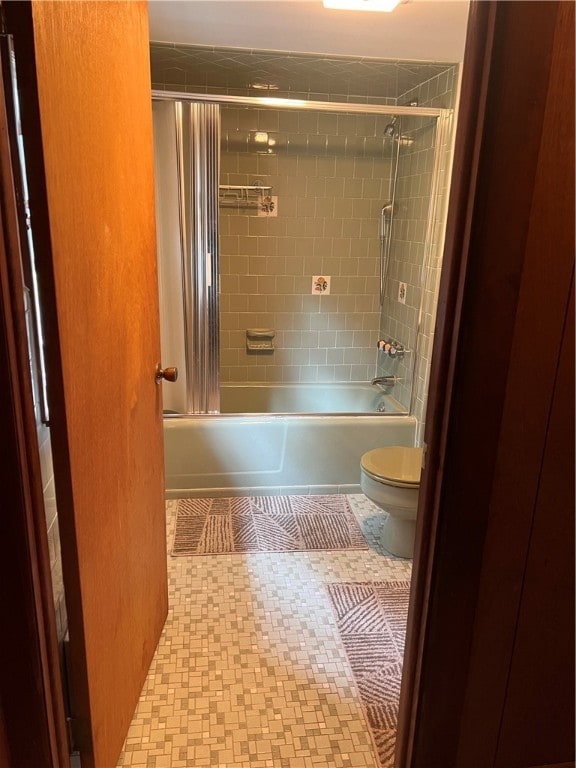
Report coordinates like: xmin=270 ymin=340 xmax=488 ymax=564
xmin=152 ymin=99 xmax=220 ymax=414
xmin=152 ymin=92 xmax=450 ymax=421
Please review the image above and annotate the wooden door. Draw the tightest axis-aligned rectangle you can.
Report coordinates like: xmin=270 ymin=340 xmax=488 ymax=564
xmin=7 ymin=2 xmax=168 ymax=766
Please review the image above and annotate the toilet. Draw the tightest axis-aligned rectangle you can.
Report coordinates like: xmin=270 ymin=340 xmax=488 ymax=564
xmin=360 ymin=446 xmax=423 ymax=558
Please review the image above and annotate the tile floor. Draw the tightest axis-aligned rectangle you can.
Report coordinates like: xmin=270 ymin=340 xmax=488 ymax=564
xmin=117 ymin=494 xmax=411 ymax=768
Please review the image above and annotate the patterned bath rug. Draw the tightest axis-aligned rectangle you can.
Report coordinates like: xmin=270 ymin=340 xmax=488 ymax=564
xmin=172 ymin=494 xmax=369 ymax=555
xmin=326 ymin=581 xmax=411 ymax=768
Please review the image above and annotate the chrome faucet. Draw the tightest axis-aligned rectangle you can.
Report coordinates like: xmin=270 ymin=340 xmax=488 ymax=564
xmin=371 ymin=375 xmax=399 ymax=387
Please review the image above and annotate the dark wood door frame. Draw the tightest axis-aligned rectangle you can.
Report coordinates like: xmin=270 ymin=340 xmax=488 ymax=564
xmin=398 ymin=2 xmax=574 ymax=766
xmin=0 ymin=26 xmax=69 ymax=766
xmin=396 ymin=3 xmax=499 ymax=762
xmin=0 ymin=2 xmax=573 ymax=767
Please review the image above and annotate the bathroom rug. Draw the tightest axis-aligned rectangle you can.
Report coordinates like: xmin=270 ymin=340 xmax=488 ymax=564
xmin=171 ymin=494 xmax=368 ymax=555
xmin=326 ymin=580 xmax=411 ymax=768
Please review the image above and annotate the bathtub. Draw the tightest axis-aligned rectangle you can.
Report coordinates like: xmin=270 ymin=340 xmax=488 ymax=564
xmin=164 ymin=383 xmax=415 ymax=497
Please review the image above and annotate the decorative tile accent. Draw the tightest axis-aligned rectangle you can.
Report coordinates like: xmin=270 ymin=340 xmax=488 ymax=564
xmin=173 ymin=495 xmax=368 ymax=555
xmin=327 ymin=582 xmax=410 ymax=768
xmin=117 ymin=495 xmax=411 ymax=768
xmin=312 ymin=276 xmax=331 ymax=295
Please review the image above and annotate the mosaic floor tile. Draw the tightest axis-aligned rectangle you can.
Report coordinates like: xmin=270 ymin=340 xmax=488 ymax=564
xmin=117 ymin=494 xmax=411 ymax=768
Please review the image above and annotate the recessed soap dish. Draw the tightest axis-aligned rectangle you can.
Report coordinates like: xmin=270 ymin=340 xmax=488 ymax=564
xmin=246 ymin=328 xmax=275 ymax=352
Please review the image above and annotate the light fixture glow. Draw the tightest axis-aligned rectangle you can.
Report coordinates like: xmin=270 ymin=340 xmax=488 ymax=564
xmin=253 ymin=132 xmax=269 ymax=144
xmin=260 ymin=98 xmax=307 ymax=108
xmin=250 ymin=82 xmax=280 ymax=91
xmin=323 ymin=0 xmax=405 ymax=11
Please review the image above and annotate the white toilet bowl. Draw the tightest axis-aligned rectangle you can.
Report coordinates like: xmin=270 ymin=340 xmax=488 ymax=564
xmin=360 ymin=446 xmax=423 ymax=558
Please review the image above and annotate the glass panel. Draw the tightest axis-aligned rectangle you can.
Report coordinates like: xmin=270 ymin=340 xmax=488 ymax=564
xmin=376 ymin=115 xmax=438 ymax=414
xmin=153 ymin=95 xmax=445 ymax=418
xmin=219 ymin=105 xmax=398 ymax=398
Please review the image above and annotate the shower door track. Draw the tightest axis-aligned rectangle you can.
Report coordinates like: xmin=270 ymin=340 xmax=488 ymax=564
xmin=152 ymin=89 xmax=448 ymax=119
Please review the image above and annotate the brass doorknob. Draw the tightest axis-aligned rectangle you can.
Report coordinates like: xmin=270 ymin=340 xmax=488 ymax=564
xmin=155 ymin=364 xmax=178 ymax=383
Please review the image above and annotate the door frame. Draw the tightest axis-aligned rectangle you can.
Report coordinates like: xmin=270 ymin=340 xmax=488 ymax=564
xmin=0 ymin=2 xmax=573 ymax=767
xmin=397 ymin=1 xmax=574 ymax=765
xmin=0 ymin=27 xmax=69 ymax=765
xmin=396 ymin=2 xmax=500 ymax=761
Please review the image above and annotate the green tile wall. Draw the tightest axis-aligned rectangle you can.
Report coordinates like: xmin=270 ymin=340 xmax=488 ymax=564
xmin=219 ymin=107 xmax=395 ymax=383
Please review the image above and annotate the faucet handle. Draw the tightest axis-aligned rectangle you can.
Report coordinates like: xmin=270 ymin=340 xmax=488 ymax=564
xmin=377 ymin=338 xmax=407 ymax=358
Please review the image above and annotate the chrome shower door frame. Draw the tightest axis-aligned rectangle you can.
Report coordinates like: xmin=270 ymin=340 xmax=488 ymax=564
xmin=153 ymin=90 xmax=451 ymax=418
xmin=410 ymin=110 xmax=453 ymax=418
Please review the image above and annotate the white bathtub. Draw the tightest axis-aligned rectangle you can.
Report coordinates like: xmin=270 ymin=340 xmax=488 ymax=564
xmin=164 ymin=384 xmax=416 ymax=497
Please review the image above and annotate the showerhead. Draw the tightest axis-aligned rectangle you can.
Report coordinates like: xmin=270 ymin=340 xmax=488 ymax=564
xmin=383 ymin=116 xmax=397 ymax=137
xmin=384 ymin=100 xmax=418 ymax=139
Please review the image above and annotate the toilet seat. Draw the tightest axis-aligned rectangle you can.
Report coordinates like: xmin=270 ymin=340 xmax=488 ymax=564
xmin=361 ymin=446 xmax=423 ymax=488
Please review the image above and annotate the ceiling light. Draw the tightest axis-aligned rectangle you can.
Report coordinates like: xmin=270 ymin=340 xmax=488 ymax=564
xmin=253 ymin=132 xmax=269 ymax=144
xmin=323 ymin=0 xmax=407 ymax=11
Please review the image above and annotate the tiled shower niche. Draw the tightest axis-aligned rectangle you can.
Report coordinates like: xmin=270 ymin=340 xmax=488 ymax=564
xmin=219 ymin=107 xmax=396 ymax=384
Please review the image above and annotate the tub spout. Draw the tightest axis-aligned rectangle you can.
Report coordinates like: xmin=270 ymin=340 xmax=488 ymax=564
xmin=371 ymin=376 xmax=399 ymax=387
